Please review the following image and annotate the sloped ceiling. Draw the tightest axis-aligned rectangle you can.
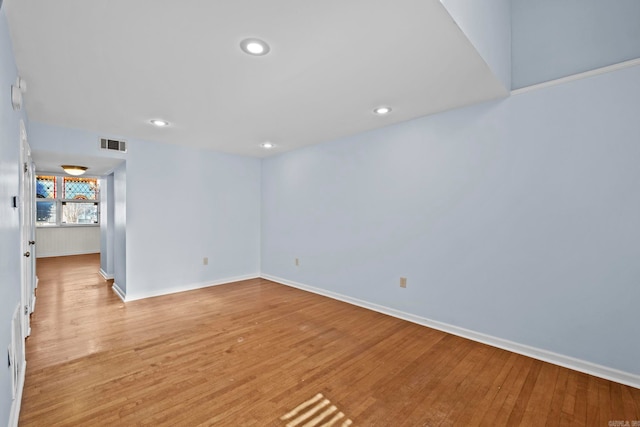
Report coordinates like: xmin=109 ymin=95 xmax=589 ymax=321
xmin=6 ymin=0 xmax=508 ymax=158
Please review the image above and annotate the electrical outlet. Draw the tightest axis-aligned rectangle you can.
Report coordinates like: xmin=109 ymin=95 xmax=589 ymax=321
xmin=295 ymin=258 xmax=300 ymax=266
xmin=203 ymin=257 xmax=208 ymax=266
xmin=400 ymin=277 xmax=407 ymax=288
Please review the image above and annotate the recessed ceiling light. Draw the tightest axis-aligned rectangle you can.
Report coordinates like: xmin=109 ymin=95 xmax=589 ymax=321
xmin=150 ymin=119 xmax=170 ymax=127
xmin=260 ymin=142 xmax=275 ymax=149
xmin=240 ymin=38 xmax=271 ymax=56
xmin=373 ymin=106 xmax=392 ymax=115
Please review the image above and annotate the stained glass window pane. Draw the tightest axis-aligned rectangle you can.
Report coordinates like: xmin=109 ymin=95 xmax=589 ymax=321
xmin=36 ymin=201 xmax=56 ymax=225
xmin=63 ymin=177 xmax=98 ymax=200
xmin=36 ymin=175 xmax=56 ymax=199
xmin=62 ymin=202 xmax=98 ymax=224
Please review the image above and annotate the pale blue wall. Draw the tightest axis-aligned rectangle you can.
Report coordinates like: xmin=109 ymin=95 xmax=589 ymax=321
xmin=441 ymin=0 xmax=511 ymax=90
xmin=261 ymin=64 xmax=640 ymax=375
xmin=512 ymin=0 xmax=640 ymax=89
xmin=113 ymin=164 xmax=126 ymax=292
xmin=99 ymin=177 xmax=108 ymax=272
xmin=0 ymin=9 xmax=28 ymax=424
xmin=27 ymin=122 xmax=262 ymax=300
xmin=99 ymin=173 xmax=115 ymax=277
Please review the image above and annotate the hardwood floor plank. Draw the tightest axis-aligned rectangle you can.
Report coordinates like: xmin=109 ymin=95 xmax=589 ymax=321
xmin=479 ymin=356 xmax=535 ymax=425
xmin=450 ymin=348 xmax=515 ymax=427
xmin=545 ymin=365 xmax=569 ymax=425
xmin=505 ymin=360 xmax=543 ymax=425
xmin=520 ymin=363 xmax=559 ymax=426
xmin=19 ymin=254 xmax=640 ymax=426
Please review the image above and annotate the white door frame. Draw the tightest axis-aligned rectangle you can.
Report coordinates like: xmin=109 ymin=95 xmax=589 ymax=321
xmin=19 ymin=119 xmax=35 ymax=339
xmin=30 ymin=161 xmax=38 ymax=312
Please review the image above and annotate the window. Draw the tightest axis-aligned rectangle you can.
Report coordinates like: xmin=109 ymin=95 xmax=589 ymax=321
xmin=62 ymin=202 xmax=98 ymax=224
xmin=36 ymin=175 xmax=100 ymax=226
xmin=64 ymin=177 xmax=98 ymax=200
xmin=36 ymin=175 xmax=57 ymax=225
xmin=62 ymin=177 xmax=99 ymax=225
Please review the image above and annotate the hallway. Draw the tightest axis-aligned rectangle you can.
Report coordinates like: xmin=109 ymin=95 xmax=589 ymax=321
xmin=24 ymin=255 xmax=120 ymax=371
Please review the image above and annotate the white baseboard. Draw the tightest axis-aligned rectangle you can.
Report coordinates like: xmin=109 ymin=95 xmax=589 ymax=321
xmin=261 ymin=274 xmax=640 ymax=390
xmin=8 ymin=361 xmax=26 ymax=427
xmin=112 ymin=282 xmax=126 ymax=302
xmin=30 ymin=295 xmax=36 ymax=313
xmin=35 ymin=275 xmax=38 ymax=289
xmin=99 ymin=269 xmax=114 ymax=280
xmin=123 ymin=273 xmax=261 ymax=302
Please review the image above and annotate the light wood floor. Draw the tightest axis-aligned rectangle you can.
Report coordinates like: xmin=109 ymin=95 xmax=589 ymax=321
xmin=20 ymin=254 xmax=640 ymax=426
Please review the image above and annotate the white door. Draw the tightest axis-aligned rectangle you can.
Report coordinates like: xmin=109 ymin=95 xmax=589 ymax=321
xmin=30 ymin=161 xmax=38 ymax=311
xmin=19 ymin=120 xmax=35 ymax=338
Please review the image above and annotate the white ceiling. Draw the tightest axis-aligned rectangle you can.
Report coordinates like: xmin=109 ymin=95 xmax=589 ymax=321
xmin=30 ymin=151 xmax=124 ymax=176
xmin=6 ymin=0 xmax=508 ymax=158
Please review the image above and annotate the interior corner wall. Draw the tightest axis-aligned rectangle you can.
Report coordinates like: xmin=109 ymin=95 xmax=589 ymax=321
xmin=440 ymin=0 xmax=511 ymax=90
xmin=0 ymin=8 xmax=28 ymax=425
xmin=261 ymin=64 xmax=640 ymax=376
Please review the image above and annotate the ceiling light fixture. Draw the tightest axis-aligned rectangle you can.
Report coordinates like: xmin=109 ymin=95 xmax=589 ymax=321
xmin=240 ymin=38 xmax=271 ymax=56
xmin=150 ymin=119 xmax=170 ymax=127
xmin=61 ymin=165 xmax=88 ymax=176
xmin=373 ymin=106 xmax=392 ymax=115
xmin=260 ymin=142 xmax=275 ymax=149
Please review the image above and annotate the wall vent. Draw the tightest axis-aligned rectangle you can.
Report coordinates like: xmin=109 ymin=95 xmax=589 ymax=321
xmin=100 ymin=138 xmax=127 ymax=153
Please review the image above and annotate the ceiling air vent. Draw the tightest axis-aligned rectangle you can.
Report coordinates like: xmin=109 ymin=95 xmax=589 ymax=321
xmin=100 ymin=138 xmax=127 ymax=153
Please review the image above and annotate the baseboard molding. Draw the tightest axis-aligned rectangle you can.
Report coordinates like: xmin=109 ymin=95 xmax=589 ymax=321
xmin=30 ymin=295 xmax=36 ymax=313
xmin=123 ymin=273 xmax=261 ymax=302
xmin=8 ymin=361 xmax=26 ymax=427
xmin=262 ymin=274 xmax=640 ymax=390
xmin=99 ymin=269 xmax=114 ymax=280
xmin=511 ymin=58 xmax=640 ymax=96
xmin=111 ymin=282 xmax=126 ymax=302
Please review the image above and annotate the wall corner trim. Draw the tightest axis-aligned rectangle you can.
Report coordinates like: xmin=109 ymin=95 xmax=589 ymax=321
xmin=99 ymin=269 xmax=114 ymax=280
xmin=8 ymin=361 xmax=26 ymax=427
xmin=511 ymin=57 xmax=640 ymax=96
xmin=261 ymin=274 xmax=640 ymax=390
xmin=112 ymin=283 xmax=126 ymax=302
